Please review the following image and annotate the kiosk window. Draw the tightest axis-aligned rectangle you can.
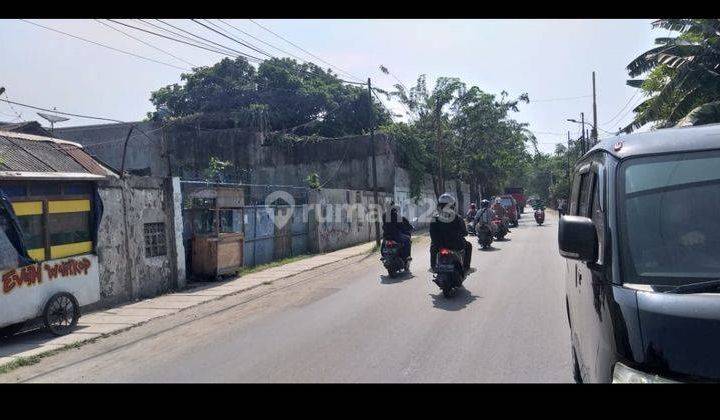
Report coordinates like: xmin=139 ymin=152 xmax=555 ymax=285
xmin=10 ymin=198 xmax=93 ymax=261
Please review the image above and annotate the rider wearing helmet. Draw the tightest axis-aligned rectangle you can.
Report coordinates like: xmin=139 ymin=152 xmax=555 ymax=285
xmin=429 ymin=193 xmax=472 ymax=272
xmin=473 ymin=199 xmax=496 ymax=234
xmin=465 ymin=202 xmax=478 ymax=222
xmin=474 ymin=199 xmax=494 ymax=223
xmin=382 ymin=202 xmax=413 ymax=259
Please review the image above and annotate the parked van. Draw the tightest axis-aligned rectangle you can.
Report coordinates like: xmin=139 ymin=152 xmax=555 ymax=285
xmin=558 ymin=123 xmax=720 ymax=383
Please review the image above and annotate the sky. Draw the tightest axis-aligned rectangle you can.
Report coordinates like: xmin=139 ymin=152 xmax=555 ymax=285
xmin=0 ymin=19 xmax=661 ymax=153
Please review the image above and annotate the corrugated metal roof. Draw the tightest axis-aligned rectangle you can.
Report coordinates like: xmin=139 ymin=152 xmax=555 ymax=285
xmin=0 ymin=130 xmax=115 ymax=180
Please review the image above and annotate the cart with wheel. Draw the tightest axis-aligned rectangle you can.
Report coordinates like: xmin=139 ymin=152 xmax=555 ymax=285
xmin=0 ymin=254 xmax=100 ymax=336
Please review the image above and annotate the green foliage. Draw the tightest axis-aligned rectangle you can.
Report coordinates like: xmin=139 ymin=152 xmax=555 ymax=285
xmin=306 ymin=172 xmax=321 ymax=190
xmin=384 ymin=72 xmax=534 ymax=200
xmin=525 ymin=136 xmax=583 ymax=206
xmin=204 ymin=156 xmax=233 ymax=181
xmin=624 ymin=19 xmax=720 ymax=132
xmin=150 ymin=57 xmax=390 ymax=137
xmin=382 ymin=122 xmax=431 ymax=201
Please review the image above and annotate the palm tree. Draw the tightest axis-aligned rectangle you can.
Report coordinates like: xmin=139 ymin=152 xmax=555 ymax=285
xmin=623 ymin=19 xmax=720 ymax=133
xmin=389 ymin=74 xmax=465 ymax=196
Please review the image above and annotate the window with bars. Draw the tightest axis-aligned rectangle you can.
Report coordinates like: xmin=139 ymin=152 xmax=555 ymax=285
xmin=144 ymin=223 xmax=166 ymax=257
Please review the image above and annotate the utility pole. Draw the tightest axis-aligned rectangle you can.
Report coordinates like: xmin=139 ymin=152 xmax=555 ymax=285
xmin=435 ymin=104 xmax=444 ymax=195
xmin=566 ymin=131 xmax=571 ymax=179
xmin=368 ymin=78 xmax=381 ymax=247
xmin=580 ymin=112 xmax=586 ymax=154
xmin=592 ymin=71 xmax=598 ymax=144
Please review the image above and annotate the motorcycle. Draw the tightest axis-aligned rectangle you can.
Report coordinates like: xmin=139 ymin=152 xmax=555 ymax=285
xmin=466 ymin=219 xmax=476 ymax=235
xmin=433 ymin=247 xmax=467 ymax=298
xmin=381 ymin=239 xmax=411 ymax=278
xmin=491 ymin=216 xmax=509 ymax=240
xmin=476 ymin=223 xmax=493 ymax=249
xmin=534 ymin=208 xmax=545 ymax=225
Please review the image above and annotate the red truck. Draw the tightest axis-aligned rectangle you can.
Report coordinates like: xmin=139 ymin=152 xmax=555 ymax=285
xmin=504 ymin=187 xmax=526 ymax=214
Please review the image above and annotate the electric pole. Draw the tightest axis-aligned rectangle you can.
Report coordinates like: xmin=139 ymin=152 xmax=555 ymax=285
xmin=368 ymin=78 xmax=381 ymax=247
xmin=592 ymin=71 xmax=598 ymax=144
xmin=435 ymin=104 xmax=444 ymax=195
xmin=566 ymin=131 xmax=571 ymax=179
xmin=581 ymin=112 xmax=586 ymax=154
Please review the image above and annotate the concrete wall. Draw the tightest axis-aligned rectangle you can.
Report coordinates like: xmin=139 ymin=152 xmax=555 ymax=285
xmin=307 ymin=188 xmax=392 ymax=253
xmin=55 ymin=122 xmax=167 ymax=176
xmin=57 ymin=122 xmax=397 ymax=193
xmin=392 ymin=167 xmax=476 ymax=229
xmin=94 ymin=175 xmax=185 ymax=308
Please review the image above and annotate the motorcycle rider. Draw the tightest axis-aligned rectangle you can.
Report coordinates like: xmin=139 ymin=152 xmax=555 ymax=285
xmin=429 ymin=194 xmax=472 ymax=272
xmin=465 ymin=202 xmax=478 ymax=222
xmin=382 ymin=203 xmax=412 ymax=260
xmin=473 ymin=199 xmax=496 ymax=234
xmin=492 ymin=197 xmax=511 ymax=231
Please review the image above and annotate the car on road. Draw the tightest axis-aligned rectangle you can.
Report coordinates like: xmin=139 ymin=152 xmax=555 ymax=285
xmin=558 ymin=123 xmax=720 ymax=383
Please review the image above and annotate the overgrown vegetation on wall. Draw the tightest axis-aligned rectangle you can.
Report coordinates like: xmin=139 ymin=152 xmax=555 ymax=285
xmin=149 ymin=57 xmax=391 ymax=137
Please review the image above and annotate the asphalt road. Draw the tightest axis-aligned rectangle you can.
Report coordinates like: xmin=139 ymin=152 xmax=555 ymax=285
xmin=4 ymin=209 xmax=571 ymax=383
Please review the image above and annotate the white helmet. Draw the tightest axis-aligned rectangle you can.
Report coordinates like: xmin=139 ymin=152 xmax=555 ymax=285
xmin=438 ymin=193 xmax=456 ymax=209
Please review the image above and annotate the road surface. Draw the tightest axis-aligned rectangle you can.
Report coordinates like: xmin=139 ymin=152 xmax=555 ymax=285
xmin=2 ymin=210 xmax=571 ymax=383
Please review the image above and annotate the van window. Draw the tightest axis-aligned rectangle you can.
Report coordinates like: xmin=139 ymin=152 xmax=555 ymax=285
xmin=579 ymin=172 xmax=594 ymax=217
xmin=619 ymin=150 xmax=720 ymax=286
xmin=591 ymin=175 xmax=605 ymax=263
xmin=569 ymin=173 xmax=582 ymax=215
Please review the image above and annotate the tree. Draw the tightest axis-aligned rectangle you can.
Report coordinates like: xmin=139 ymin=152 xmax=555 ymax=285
xmin=149 ymin=57 xmax=390 ymax=137
xmin=623 ymin=19 xmax=720 ymax=132
xmin=384 ymin=72 xmax=533 ymax=201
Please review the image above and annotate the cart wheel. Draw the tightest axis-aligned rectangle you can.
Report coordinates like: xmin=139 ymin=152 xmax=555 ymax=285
xmin=43 ymin=292 xmax=80 ymax=336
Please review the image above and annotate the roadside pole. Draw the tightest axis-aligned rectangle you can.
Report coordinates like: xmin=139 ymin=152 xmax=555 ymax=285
xmin=566 ymin=131 xmax=571 ymax=179
xmin=580 ymin=112 xmax=586 ymax=154
xmin=592 ymin=71 xmax=598 ymax=144
xmin=368 ymin=78 xmax=381 ymax=247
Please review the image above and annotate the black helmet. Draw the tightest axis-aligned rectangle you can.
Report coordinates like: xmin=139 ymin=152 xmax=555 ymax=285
xmin=480 ymin=199 xmax=490 ymax=208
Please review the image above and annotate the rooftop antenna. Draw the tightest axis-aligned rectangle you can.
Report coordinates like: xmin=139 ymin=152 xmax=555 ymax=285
xmin=37 ymin=109 xmax=69 ymax=135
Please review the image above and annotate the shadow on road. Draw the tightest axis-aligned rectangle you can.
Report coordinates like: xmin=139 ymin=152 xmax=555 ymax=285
xmin=379 ymin=271 xmax=415 ymax=284
xmin=478 ymin=246 xmax=500 ymax=252
xmin=430 ymin=287 xmax=479 ymax=311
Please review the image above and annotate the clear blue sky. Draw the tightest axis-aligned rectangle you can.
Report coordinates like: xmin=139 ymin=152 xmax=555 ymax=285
xmin=0 ymin=19 xmax=660 ymax=153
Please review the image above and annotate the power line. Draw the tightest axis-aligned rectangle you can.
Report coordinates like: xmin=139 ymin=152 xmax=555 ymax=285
xmin=601 ymin=90 xmax=641 ymax=126
xmin=142 ymin=19 xmax=262 ymax=62
xmin=19 ymin=19 xmax=188 ymax=71
xmin=139 ymin=19 xmax=240 ymax=57
xmin=0 ymin=97 xmax=168 ymax=151
xmin=107 ymin=19 xmax=263 ymax=63
xmin=149 ymin=19 xmax=264 ymax=62
xmin=248 ymin=19 xmax=364 ymax=83
xmin=217 ymin=19 xmax=310 ymax=64
xmin=193 ymin=19 xmax=272 ymax=59
xmin=530 ymin=95 xmax=592 ymax=103
xmin=0 ymin=91 xmax=24 ymax=121
xmin=96 ymin=19 xmax=196 ymax=68
xmin=0 ymin=98 xmax=125 ymax=123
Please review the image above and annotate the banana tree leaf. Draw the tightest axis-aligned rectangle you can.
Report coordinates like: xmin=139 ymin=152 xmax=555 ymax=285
xmin=676 ymin=101 xmax=720 ymax=127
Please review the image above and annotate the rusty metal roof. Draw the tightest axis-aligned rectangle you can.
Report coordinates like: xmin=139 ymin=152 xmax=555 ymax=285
xmin=0 ymin=130 xmax=116 ymax=180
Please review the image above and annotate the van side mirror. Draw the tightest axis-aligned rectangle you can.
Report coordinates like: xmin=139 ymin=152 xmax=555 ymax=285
xmin=558 ymin=215 xmax=598 ymax=262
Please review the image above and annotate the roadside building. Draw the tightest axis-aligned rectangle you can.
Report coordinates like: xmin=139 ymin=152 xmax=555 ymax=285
xmin=0 ymin=129 xmax=186 ymax=336
xmin=0 ymin=130 xmax=115 ymax=333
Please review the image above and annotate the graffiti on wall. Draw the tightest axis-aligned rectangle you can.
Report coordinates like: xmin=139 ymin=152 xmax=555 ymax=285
xmin=2 ymin=257 xmax=92 ymax=295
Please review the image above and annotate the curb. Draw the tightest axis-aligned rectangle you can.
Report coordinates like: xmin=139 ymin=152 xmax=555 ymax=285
xmin=0 ymin=240 xmax=379 ymax=373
